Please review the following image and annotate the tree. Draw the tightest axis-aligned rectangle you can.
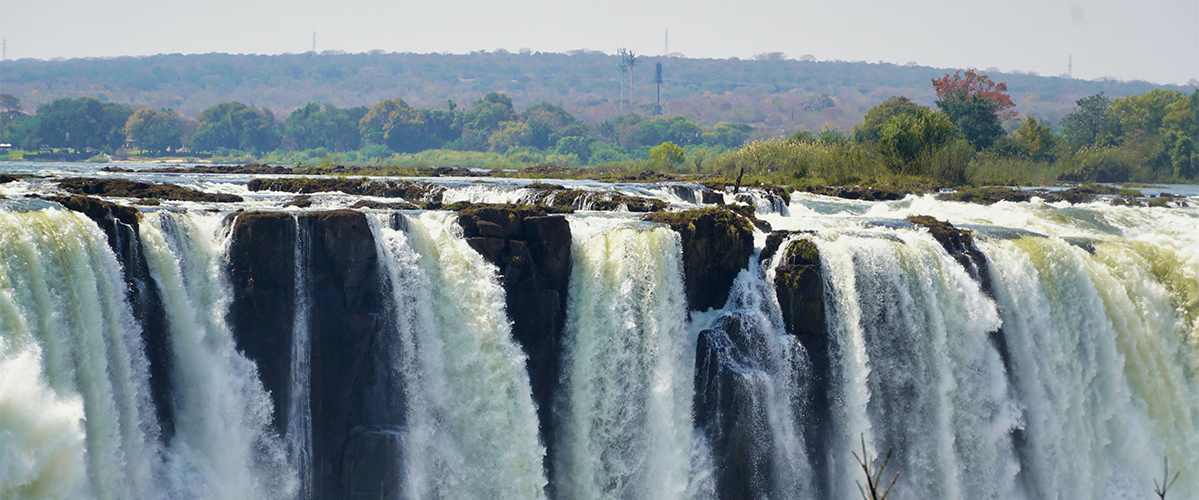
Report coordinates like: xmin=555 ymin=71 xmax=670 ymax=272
xmin=1058 ymin=93 xmax=1111 ymax=147
xmin=190 ymin=102 xmax=280 ymax=152
xmin=460 ymin=92 xmax=517 ymax=150
xmin=283 ymin=103 xmax=367 ymax=151
xmin=554 ymin=135 xmax=593 ymax=162
xmin=1013 ymin=115 xmax=1055 ymax=160
xmin=26 ymin=97 xmax=132 ymax=151
xmin=126 ymin=108 xmax=183 ymax=154
xmin=853 ymin=96 xmax=925 ymax=144
xmin=0 ymin=94 xmax=30 ymax=146
xmin=623 ymin=49 xmax=639 ymax=102
xmin=704 ymin=121 xmax=754 ymax=148
xmin=932 ymin=70 xmax=1015 ymax=149
xmin=649 ymin=141 xmax=685 ymax=170
xmin=876 ymin=107 xmax=956 ymax=173
xmin=359 ymin=97 xmax=427 ymax=153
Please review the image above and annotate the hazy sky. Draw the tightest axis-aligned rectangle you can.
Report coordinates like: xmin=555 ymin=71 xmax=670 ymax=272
xmin=1 ymin=0 xmax=1196 ymax=85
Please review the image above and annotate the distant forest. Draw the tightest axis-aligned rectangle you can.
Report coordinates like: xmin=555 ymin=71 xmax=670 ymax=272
xmin=0 ymin=50 xmax=1187 ymax=134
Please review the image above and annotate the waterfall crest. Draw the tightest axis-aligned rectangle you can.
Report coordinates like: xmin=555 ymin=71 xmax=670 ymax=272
xmin=555 ymin=217 xmax=694 ymax=499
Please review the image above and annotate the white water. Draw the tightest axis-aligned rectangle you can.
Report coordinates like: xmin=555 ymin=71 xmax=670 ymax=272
xmin=555 ymin=216 xmax=696 ymax=499
xmin=0 ymin=208 xmax=158 ymax=500
xmin=369 ymin=210 xmax=548 ymax=499
xmin=286 ymin=216 xmax=313 ymax=499
xmin=693 ymin=235 xmax=814 ymax=499
xmin=817 ymin=228 xmax=1021 ymax=500
xmin=138 ymin=211 xmax=292 ymax=500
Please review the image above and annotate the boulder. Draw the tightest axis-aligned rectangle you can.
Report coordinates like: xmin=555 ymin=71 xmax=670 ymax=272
xmin=644 ymin=207 xmax=754 ymax=311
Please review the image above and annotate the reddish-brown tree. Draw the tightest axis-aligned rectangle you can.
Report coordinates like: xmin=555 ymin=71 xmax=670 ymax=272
xmin=931 ymin=70 xmax=1017 ymax=122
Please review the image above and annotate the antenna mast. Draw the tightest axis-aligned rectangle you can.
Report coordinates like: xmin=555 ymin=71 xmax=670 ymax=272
xmin=312 ymin=32 xmax=316 ymax=53
xmin=664 ymin=30 xmax=669 ymax=56
xmin=1068 ymin=54 xmax=1072 ymax=78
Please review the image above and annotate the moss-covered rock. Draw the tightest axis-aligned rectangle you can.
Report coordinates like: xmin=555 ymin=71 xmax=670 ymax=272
xmin=936 ymin=187 xmax=1031 ymax=205
xmin=246 ymin=177 xmax=446 ymax=202
xmin=644 ymin=207 xmax=754 ymax=311
xmin=57 ymin=177 xmax=243 ymax=202
xmin=456 ymin=204 xmax=572 ymax=472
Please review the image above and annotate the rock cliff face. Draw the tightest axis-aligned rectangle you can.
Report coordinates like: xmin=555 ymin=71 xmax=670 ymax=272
xmin=227 ymin=211 xmax=298 ymax=434
xmin=304 ymin=210 xmax=386 ymax=500
xmin=226 ymin=210 xmax=388 ymax=499
xmin=644 ymin=207 xmax=755 ymax=311
xmin=455 ymin=204 xmax=572 ymax=476
xmin=694 ymin=314 xmax=778 ymax=500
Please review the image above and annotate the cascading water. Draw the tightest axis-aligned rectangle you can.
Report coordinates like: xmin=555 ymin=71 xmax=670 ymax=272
xmin=816 ymin=228 xmax=1022 ymax=500
xmin=980 ymin=235 xmax=1199 ymax=499
xmin=693 ymin=237 xmax=813 ymax=499
xmin=0 ymin=207 xmax=158 ymax=500
xmin=286 ymin=216 xmax=313 ymax=499
xmin=554 ymin=216 xmax=696 ymax=499
xmin=369 ymin=210 xmax=548 ymax=499
xmin=138 ymin=210 xmax=292 ymax=500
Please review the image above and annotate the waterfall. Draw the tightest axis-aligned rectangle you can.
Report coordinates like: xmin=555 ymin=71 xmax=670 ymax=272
xmin=554 ymin=217 xmax=695 ymax=499
xmin=694 ymin=236 xmax=813 ymax=499
xmin=286 ymin=216 xmax=313 ymax=499
xmin=817 ymin=228 xmax=1021 ymax=500
xmin=980 ymin=235 xmax=1199 ymax=499
xmin=138 ymin=211 xmax=292 ymax=500
xmin=0 ymin=207 xmax=158 ymax=500
xmin=369 ymin=210 xmax=548 ymax=499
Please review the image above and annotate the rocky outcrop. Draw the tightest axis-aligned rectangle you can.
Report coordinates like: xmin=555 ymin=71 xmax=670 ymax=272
xmin=340 ymin=429 xmax=403 ymax=500
xmin=644 ymin=207 xmax=755 ymax=311
xmin=455 ymin=204 xmax=572 ymax=476
xmin=769 ymin=235 xmax=831 ymax=498
xmin=56 ymin=177 xmax=243 ymax=202
xmin=694 ymin=314 xmax=781 ymax=500
xmin=906 ymin=215 xmax=1012 ymax=381
xmin=304 ymin=210 xmax=386 ymax=500
xmin=226 ymin=211 xmax=298 ymax=434
xmin=246 ymin=177 xmax=446 ymax=203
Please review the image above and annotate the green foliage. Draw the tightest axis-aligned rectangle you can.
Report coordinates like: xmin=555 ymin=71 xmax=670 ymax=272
xmin=283 ymin=103 xmax=366 ymax=151
xmin=23 ymin=97 xmax=132 ymax=151
xmin=1013 ymin=115 xmax=1056 ymax=160
xmin=554 ymin=136 xmax=593 ymax=162
xmin=1059 ymin=93 xmax=1112 ymax=147
xmin=935 ymin=95 xmax=1004 ymax=149
xmin=359 ymin=97 xmax=428 ymax=153
xmin=876 ymin=108 xmax=956 ymax=174
xmin=191 ymin=102 xmax=280 ymax=152
xmin=125 ymin=108 xmax=184 ymax=154
xmin=649 ymin=141 xmax=685 ymax=170
xmin=853 ymin=96 xmax=924 ymax=144
xmin=704 ymin=122 xmax=755 ymax=148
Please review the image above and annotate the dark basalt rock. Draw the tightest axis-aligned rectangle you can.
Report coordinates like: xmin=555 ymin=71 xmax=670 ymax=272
xmin=246 ymin=177 xmax=445 ymax=203
xmin=906 ymin=215 xmax=1014 ymax=387
xmin=936 ymin=187 xmax=1031 ymax=205
xmin=644 ymin=207 xmax=755 ymax=311
xmin=770 ymin=236 xmax=831 ymax=497
xmin=695 ymin=309 xmax=812 ymax=500
xmin=455 ymin=204 xmax=572 ymax=482
xmin=303 ymin=210 xmax=385 ymax=500
xmin=56 ymin=177 xmax=244 ymax=202
xmin=226 ymin=212 xmax=298 ymax=434
xmin=341 ymin=429 xmax=403 ymax=500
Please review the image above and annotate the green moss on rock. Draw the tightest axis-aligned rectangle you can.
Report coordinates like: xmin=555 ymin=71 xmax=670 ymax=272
xmin=644 ymin=207 xmax=754 ymax=311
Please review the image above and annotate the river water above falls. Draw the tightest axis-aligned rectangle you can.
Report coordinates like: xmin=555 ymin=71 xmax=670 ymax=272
xmin=1 ymin=164 xmax=1197 ymax=500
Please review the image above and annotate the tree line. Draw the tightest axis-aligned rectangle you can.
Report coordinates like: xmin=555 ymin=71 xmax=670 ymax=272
xmin=0 ymin=91 xmax=753 ymax=165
